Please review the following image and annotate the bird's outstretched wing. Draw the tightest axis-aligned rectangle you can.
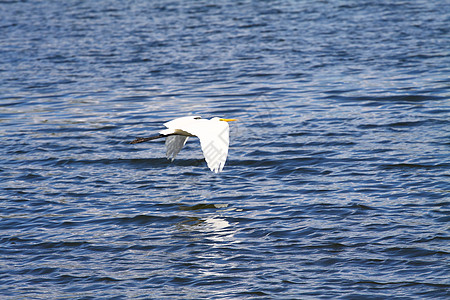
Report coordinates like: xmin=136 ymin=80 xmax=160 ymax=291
xmin=185 ymin=120 xmax=230 ymax=173
xmin=165 ymin=135 xmax=189 ymax=161
xmin=199 ymin=132 xmax=229 ymax=173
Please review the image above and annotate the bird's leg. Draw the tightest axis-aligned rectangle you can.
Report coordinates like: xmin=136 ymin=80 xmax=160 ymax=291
xmin=130 ymin=134 xmax=166 ymax=144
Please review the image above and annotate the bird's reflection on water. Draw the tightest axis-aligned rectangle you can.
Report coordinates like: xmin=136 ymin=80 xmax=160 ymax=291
xmin=174 ymin=203 xmax=238 ymax=242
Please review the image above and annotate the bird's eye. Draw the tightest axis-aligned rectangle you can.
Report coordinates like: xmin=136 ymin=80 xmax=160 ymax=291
xmin=194 ymin=117 xmax=201 ymax=119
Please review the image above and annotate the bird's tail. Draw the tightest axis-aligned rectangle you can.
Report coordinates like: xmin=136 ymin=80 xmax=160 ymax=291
xmin=130 ymin=134 xmax=166 ymax=144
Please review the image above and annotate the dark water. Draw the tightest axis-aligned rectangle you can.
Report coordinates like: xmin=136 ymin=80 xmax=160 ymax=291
xmin=1 ymin=0 xmax=449 ymax=299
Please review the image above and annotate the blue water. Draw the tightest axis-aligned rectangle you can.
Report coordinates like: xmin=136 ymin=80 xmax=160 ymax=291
xmin=1 ymin=0 xmax=449 ymax=299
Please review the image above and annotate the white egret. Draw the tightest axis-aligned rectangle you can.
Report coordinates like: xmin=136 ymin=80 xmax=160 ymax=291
xmin=130 ymin=116 xmax=237 ymax=173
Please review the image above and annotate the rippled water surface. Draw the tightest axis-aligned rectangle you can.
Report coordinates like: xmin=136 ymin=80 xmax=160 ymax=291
xmin=1 ymin=0 xmax=449 ymax=299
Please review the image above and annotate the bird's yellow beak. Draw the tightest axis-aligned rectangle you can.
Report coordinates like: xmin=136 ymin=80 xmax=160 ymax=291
xmin=220 ymin=118 xmax=237 ymax=122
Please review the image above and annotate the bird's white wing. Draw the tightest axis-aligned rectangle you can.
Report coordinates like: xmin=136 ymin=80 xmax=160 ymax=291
xmin=199 ymin=132 xmax=229 ymax=173
xmin=163 ymin=116 xmax=201 ymax=129
xmin=165 ymin=135 xmax=189 ymax=161
xmin=183 ymin=120 xmax=230 ymax=173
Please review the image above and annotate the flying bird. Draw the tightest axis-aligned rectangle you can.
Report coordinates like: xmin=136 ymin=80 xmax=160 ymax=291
xmin=130 ymin=116 xmax=237 ymax=173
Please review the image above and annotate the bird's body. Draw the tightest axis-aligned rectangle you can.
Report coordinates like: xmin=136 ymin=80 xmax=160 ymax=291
xmin=131 ymin=116 xmax=236 ymax=173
